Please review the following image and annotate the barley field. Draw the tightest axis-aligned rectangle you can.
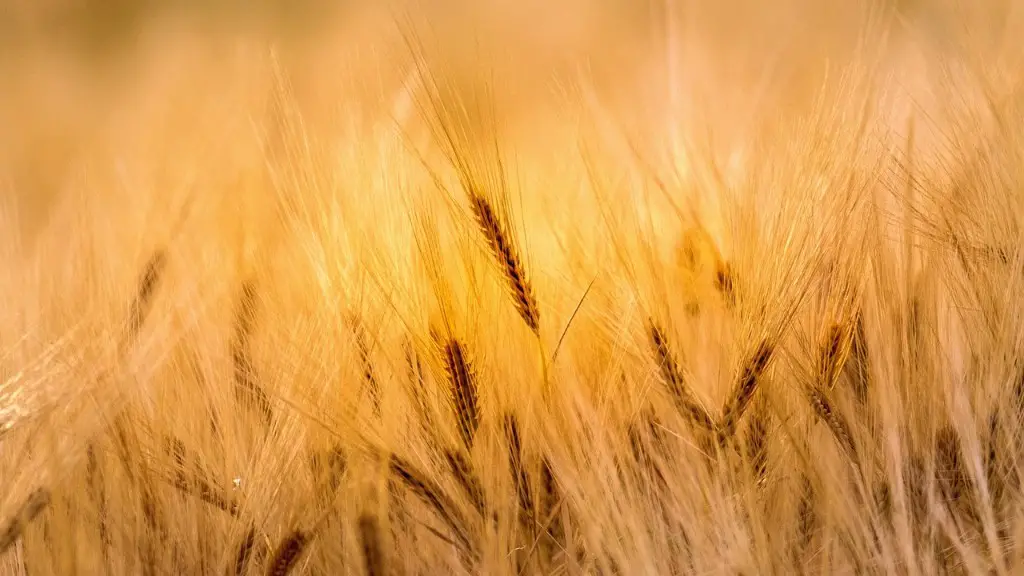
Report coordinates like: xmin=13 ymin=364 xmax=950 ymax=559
xmin=2 ymin=1 xmax=1024 ymax=574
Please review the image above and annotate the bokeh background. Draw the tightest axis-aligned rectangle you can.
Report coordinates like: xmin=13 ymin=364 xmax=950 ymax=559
xmin=0 ymin=0 xmax=1019 ymax=242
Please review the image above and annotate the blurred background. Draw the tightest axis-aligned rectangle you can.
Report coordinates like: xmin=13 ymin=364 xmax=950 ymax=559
xmin=0 ymin=0 xmax=1018 ymax=242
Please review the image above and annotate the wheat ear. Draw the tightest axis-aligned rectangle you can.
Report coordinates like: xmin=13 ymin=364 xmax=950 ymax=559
xmin=358 ymin=513 xmax=385 ymax=576
xmin=232 ymin=281 xmax=273 ymax=426
xmin=718 ymin=340 xmax=774 ymax=445
xmin=123 ymin=250 xmax=167 ymax=347
xmin=467 ymin=193 xmax=539 ymax=334
xmin=388 ymin=454 xmax=473 ymax=556
xmin=647 ymin=319 xmax=715 ymax=431
xmin=265 ymin=530 xmax=310 ymax=576
xmin=440 ymin=337 xmax=478 ymax=451
xmin=0 ymin=488 xmax=50 ymax=555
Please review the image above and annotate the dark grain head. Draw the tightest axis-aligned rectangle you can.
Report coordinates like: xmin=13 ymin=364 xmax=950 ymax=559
xmin=468 ymin=193 xmax=540 ymax=334
xmin=358 ymin=513 xmax=385 ymax=576
xmin=442 ymin=338 xmax=479 ymax=450
xmin=719 ymin=340 xmax=774 ymax=445
xmin=265 ymin=530 xmax=310 ymax=576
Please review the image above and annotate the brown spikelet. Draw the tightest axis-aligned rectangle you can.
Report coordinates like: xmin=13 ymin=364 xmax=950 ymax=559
xmin=467 ymin=193 xmax=540 ymax=333
xmin=388 ymin=454 xmax=473 ymax=555
xmin=168 ymin=474 xmax=239 ymax=517
xmin=445 ymin=450 xmax=485 ymax=515
xmin=124 ymin=250 xmax=167 ymax=346
xmin=442 ymin=338 xmax=479 ymax=450
xmin=265 ymin=530 xmax=310 ymax=576
xmin=358 ymin=513 xmax=386 ymax=576
xmin=232 ymin=281 xmax=273 ymax=426
xmin=714 ymin=260 xmax=736 ymax=306
xmin=161 ymin=435 xmax=239 ymax=516
xmin=0 ymin=488 xmax=51 ymax=555
xmin=744 ymin=408 xmax=769 ymax=488
xmin=503 ymin=413 xmax=534 ymax=518
xmin=647 ymin=320 xmax=715 ymax=431
xmin=719 ymin=341 xmax=774 ymax=445
xmin=805 ymin=386 xmax=859 ymax=466
xmin=819 ymin=323 xmax=854 ymax=389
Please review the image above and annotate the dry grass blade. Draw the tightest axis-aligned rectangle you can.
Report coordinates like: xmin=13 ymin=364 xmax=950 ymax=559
xmin=467 ymin=193 xmax=540 ymax=334
xmin=265 ymin=529 xmax=310 ymax=576
xmin=358 ymin=513 xmax=385 ymax=576
xmin=441 ymin=338 xmax=478 ymax=451
xmin=647 ymin=320 xmax=714 ymax=431
xmin=718 ymin=341 xmax=774 ymax=445
xmin=0 ymin=488 xmax=51 ymax=555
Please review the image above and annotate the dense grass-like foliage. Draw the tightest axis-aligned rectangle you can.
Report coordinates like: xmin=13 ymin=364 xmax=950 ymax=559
xmin=4 ymin=1 xmax=1024 ymax=574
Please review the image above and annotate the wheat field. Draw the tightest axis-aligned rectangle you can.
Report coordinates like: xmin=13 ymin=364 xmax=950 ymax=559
xmin=2 ymin=1 xmax=1024 ymax=574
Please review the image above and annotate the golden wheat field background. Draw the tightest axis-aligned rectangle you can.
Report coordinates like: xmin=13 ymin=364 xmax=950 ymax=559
xmin=3 ymin=0 xmax=1024 ymax=574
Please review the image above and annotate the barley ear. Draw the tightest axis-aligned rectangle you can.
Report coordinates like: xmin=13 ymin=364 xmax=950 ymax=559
xmin=718 ymin=341 xmax=774 ymax=445
xmin=0 ymin=488 xmax=51 ymax=555
xmin=265 ymin=530 xmax=310 ymax=576
xmin=647 ymin=319 xmax=715 ymax=431
xmin=123 ymin=250 xmax=167 ymax=348
xmin=232 ymin=281 xmax=273 ymax=426
xmin=358 ymin=513 xmax=386 ymax=576
xmin=441 ymin=337 xmax=479 ymax=451
xmin=467 ymin=193 xmax=540 ymax=334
